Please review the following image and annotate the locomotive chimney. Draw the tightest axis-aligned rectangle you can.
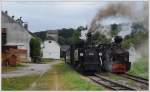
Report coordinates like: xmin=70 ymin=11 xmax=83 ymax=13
xmin=87 ymin=32 xmax=93 ymax=46
xmin=114 ymin=36 xmax=123 ymax=44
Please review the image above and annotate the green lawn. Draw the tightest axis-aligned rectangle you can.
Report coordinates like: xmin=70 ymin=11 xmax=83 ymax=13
xmin=128 ymin=56 xmax=149 ymax=79
xmin=2 ymin=75 xmax=38 ymax=90
xmin=35 ymin=62 xmax=105 ymax=90
xmin=2 ymin=61 xmax=105 ymax=91
xmin=2 ymin=64 xmax=26 ymax=73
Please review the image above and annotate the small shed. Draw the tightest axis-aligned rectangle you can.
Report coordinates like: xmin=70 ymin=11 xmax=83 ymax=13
xmin=42 ymin=40 xmax=60 ymax=59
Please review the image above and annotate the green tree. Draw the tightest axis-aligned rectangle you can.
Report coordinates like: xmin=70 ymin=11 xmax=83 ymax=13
xmin=34 ymin=31 xmax=47 ymax=41
xmin=122 ymin=31 xmax=148 ymax=48
xmin=92 ymin=31 xmax=111 ymax=44
xmin=58 ymin=27 xmax=82 ymax=45
xmin=30 ymin=37 xmax=41 ymax=63
xmin=111 ymin=24 xmax=120 ymax=36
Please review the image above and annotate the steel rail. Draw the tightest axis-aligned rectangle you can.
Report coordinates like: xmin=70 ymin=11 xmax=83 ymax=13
xmin=88 ymin=74 xmax=136 ymax=90
xmin=118 ymin=73 xmax=149 ymax=85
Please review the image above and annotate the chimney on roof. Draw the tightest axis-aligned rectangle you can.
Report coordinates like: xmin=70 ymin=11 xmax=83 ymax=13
xmin=12 ymin=16 xmax=14 ymax=19
xmin=19 ymin=17 xmax=22 ymax=20
xmin=5 ymin=11 xmax=8 ymax=15
xmin=16 ymin=17 xmax=23 ymax=24
xmin=24 ymin=23 xmax=28 ymax=30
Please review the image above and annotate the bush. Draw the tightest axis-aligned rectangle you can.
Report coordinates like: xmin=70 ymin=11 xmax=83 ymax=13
xmin=30 ymin=38 xmax=41 ymax=63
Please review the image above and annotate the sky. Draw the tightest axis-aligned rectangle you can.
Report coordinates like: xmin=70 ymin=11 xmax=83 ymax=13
xmin=1 ymin=0 xmax=147 ymax=32
xmin=1 ymin=0 xmax=108 ymax=32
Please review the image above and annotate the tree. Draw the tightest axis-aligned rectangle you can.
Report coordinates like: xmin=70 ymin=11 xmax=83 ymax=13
xmin=58 ymin=27 xmax=82 ymax=45
xmin=111 ymin=24 xmax=120 ymax=36
xmin=92 ymin=31 xmax=111 ymax=44
xmin=34 ymin=31 xmax=47 ymax=41
xmin=122 ymin=31 xmax=148 ymax=48
xmin=30 ymin=37 xmax=41 ymax=63
xmin=77 ymin=26 xmax=87 ymax=31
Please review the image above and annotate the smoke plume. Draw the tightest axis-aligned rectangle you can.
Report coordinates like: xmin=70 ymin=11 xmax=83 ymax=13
xmin=89 ymin=1 xmax=149 ymax=32
xmin=89 ymin=1 xmax=149 ymax=62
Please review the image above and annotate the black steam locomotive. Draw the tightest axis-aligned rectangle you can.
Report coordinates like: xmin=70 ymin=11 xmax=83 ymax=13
xmin=65 ymin=32 xmax=131 ymax=73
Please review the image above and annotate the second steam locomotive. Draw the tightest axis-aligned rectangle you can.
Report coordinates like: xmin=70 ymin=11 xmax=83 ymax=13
xmin=65 ymin=32 xmax=131 ymax=73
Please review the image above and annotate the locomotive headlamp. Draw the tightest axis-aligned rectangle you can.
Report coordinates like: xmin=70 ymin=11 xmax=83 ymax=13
xmin=99 ymin=52 xmax=102 ymax=56
xmin=79 ymin=53 xmax=84 ymax=56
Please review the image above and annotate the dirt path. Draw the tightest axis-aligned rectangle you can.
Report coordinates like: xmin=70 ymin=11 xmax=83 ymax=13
xmin=26 ymin=60 xmax=61 ymax=90
xmin=54 ymin=72 xmax=59 ymax=90
xmin=2 ymin=60 xmax=60 ymax=78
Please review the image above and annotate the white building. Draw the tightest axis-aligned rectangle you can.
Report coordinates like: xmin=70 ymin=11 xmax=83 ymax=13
xmin=42 ymin=40 xmax=60 ymax=59
xmin=42 ymin=30 xmax=60 ymax=59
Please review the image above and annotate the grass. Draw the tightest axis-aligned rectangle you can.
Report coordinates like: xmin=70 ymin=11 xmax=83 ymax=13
xmin=40 ymin=58 xmax=52 ymax=64
xmin=2 ymin=74 xmax=38 ymax=90
xmin=128 ymin=56 xmax=149 ymax=79
xmin=35 ymin=62 xmax=105 ymax=90
xmin=2 ymin=64 xmax=26 ymax=73
xmin=2 ymin=61 xmax=105 ymax=91
xmin=41 ymin=58 xmax=61 ymax=64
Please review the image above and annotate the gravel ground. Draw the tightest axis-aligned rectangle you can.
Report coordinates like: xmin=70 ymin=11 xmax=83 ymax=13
xmin=2 ymin=60 xmax=60 ymax=78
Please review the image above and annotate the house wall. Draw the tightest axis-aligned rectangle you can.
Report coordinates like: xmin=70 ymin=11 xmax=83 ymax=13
xmin=43 ymin=40 xmax=60 ymax=59
xmin=1 ymin=12 xmax=32 ymax=62
xmin=4 ymin=23 xmax=32 ymax=61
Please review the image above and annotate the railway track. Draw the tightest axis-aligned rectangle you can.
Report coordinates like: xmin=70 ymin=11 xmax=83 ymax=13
xmin=117 ymin=73 xmax=149 ymax=85
xmin=88 ymin=74 xmax=136 ymax=90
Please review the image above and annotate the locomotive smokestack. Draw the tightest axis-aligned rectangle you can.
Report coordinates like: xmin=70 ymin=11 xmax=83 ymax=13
xmin=114 ymin=36 xmax=123 ymax=44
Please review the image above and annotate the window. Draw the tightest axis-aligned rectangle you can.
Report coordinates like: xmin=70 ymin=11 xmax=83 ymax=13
xmin=2 ymin=28 xmax=7 ymax=45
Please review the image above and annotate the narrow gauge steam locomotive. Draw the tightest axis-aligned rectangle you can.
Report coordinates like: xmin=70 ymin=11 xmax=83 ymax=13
xmin=65 ymin=33 xmax=131 ymax=73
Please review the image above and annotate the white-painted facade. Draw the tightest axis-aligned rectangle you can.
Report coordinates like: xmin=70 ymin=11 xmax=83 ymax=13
xmin=42 ymin=40 xmax=60 ymax=59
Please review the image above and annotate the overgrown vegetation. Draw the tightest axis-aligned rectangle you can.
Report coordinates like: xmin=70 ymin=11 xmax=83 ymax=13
xmin=35 ymin=62 xmax=104 ymax=90
xmin=128 ymin=57 xmax=149 ymax=79
xmin=2 ymin=75 xmax=38 ymax=90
